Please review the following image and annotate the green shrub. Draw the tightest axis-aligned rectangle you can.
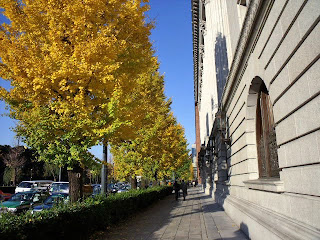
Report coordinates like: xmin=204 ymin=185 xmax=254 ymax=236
xmin=0 ymin=186 xmax=173 ymax=240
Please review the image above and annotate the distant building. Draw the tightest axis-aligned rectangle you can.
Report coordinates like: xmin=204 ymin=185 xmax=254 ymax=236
xmin=191 ymin=144 xmax=198 ymax=179
xmin=192 ymin=0 xmax=320 ymax=239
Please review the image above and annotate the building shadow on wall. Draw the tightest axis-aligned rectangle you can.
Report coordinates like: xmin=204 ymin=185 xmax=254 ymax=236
xmin=213 ymin=145 xmax=232 ymax=208
xmin=218 ymin=222 xmax=250 ymax=240
xmin=212 ymin=31 xmax=231 ymax=208
xmin=215 ymin=32 xmax=229 ymax=105
xmin=240 ymin=222 xmax=250 ymax=239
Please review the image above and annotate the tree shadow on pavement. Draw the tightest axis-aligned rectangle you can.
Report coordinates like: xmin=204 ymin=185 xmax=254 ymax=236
xmin=92 ymin=192 xmax=177 ymax=240
xmin=91 ymin=187 xmax=246 ymax=240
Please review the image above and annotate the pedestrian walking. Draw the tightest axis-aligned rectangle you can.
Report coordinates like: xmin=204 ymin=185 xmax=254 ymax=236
xmin=181 ymin=180 xmax=187 ymax=201
xmin=173 ymin=181 xmax=180 ymax=201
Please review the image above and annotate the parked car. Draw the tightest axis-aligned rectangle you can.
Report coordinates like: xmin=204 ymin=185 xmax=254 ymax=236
xmin=92 ymin=184 xmax=101 ymax=196
xmin=117 ymin=187 xmax=126 ymax=193
xmin=108 ymin=184 xmax=118 ymax=194
xmin=32 ymin=193 xmax=69 ymax=213
xmin=0 ymin=191 xmax=48 ymax=214
xmin=15 ymin=180 xmax=53 ymax=193
xmin=0 ymin=190 xmax=12 ymax=201
xmin=50 ymin=182 xmax=69 ymax=194
xmin=117 ymin=185 xmax=130 ymax=193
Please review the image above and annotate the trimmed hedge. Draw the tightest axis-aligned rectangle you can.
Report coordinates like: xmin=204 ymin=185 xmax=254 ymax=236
xmin=0 ymin=186 xmax=173 ymax=240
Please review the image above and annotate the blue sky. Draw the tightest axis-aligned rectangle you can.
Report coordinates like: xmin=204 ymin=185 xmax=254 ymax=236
xmin=0 ymin=1 xmax=195 ymax=160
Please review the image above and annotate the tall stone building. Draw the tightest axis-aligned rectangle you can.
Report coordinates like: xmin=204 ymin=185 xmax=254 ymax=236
xmin=192 ymin=0 xmax=320 ymax=239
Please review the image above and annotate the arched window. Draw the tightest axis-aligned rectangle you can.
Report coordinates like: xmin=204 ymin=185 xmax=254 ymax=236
xmin=256 ymin=82 xmax=279 ymax=178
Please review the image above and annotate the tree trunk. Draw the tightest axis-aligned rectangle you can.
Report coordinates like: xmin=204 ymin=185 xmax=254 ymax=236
xmin=68 ymin=164 xmax=83 ymax=203
xmin=53 ymin=172 xmax=57 ymax=182
xmin=153 ymin=171 xmax=158 ymax=186
xmin=131 ymin=176 xmax=137 ymax=189
xmin=152 ymin=180 xmax=158 ymax=186
xmin=13 ymin=168 xmax=16 ymax=186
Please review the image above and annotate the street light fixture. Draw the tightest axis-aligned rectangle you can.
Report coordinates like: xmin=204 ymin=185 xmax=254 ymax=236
xmin=215 ymin=110 xmax=231 ymax=146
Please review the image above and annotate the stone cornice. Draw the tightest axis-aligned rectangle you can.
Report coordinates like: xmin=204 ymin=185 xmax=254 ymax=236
xmin=192 ymin=0 xmax=200 ymax=103
xmin=221 ymin=0 xmax=265 ymax=110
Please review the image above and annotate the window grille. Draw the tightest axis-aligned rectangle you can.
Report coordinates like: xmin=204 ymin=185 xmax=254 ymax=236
xmin=256 ymin=86 xmax=279 ymax=177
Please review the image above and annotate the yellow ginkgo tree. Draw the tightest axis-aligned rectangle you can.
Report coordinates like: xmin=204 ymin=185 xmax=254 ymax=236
xmin=111 ymin=65 xmax=191 ymax=185
xmin=0 ymin=0 xmax=155 ymax=201
xmin=150 ymin=113 xmax=191 ymax=182
xmin=110 ymin=65 xmax=169 ymax=186
xmin=112 ymin=110 xmax=191 ymax=186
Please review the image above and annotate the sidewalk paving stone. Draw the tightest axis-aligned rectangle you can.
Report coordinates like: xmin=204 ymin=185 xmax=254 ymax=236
xmin=98 ymin=187 xmax=248 ymax=240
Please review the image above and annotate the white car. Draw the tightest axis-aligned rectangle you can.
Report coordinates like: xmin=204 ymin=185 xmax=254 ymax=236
xmin=15 ymin=180 xmax=53 ymax=193
xmin=50 ymin=182 xmax=69 ymax=194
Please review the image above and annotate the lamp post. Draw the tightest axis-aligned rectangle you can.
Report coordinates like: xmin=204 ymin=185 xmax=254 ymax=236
xmin=59 ymin=167 xmax=62 ymax=182
xmin=216 ymin=111 xmax=231 ymax=145
xmin=101 ymin=144 xmax=108 ymax=194
xmin=215 ymin=111 xmax=226 ymax=131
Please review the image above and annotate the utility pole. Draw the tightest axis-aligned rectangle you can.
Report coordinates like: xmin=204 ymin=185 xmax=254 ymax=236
xmin=59 ymin=167 xmax=62 ymax=182
xmin=101 ymin=144 xmax=108 ymax=194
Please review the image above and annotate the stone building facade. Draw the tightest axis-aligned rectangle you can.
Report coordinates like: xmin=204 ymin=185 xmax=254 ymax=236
xmin=192 ymin=0 xmax=320 ymax=239
xmin=191 ymin=144 xmax=198 ymax=179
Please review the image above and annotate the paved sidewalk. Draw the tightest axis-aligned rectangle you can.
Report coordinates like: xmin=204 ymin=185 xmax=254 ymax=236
xmin=100 ymin=187 xmax=248 ymax=240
